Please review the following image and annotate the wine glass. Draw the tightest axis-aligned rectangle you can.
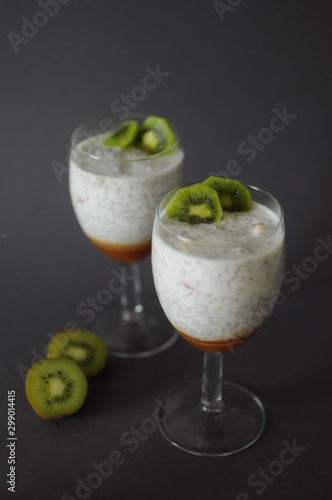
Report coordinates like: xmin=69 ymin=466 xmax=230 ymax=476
xmin=69 ymin=114 xmax=184 ymax=358
xmin=152 ymin=182 xmax=285 ymax=455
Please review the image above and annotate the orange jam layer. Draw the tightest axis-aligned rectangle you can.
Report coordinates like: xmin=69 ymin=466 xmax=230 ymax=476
xmin=89 ymin=237 xmax=151 ymax=263
xmin=175 ymin=327 xmax=258 ymax=353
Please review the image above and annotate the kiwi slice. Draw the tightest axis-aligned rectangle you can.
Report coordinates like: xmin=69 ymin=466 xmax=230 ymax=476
xmin=203 ymin=177 xmax=252 ymax=212
xmin=166 ymin=183 xmax=222 ymax=224
xmin=103 ymin=120 xmax=138 ymax=148
xmin=47 ymin=329 xmax=108 ymax=378
xmin=137 ymin=116 xmax=176 ymax=153
xmin=25 ymin=358 xmax=87 ymax=419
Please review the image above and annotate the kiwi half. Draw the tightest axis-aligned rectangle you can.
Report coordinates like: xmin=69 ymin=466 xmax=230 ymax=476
xmin=103 ymin=120 xmax=138 ymax=148
xmin=47 ymin=330 xmax=108 ymax=378
xmin=25 ymin=358 xmax=87 ymax=419
xmin=166 ymin=183 xmax=222 ymax=224
xmin=137 ymin=116 xmax=176 ymax=153
xmin=203 ymin=177 xmax=251 ymax=212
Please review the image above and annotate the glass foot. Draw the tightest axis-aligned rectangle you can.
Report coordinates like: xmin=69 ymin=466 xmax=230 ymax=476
xmin=91 ymin=295 xmax=178 ymax=358
xmin=158 ymin=379 xmax=265 ymax=456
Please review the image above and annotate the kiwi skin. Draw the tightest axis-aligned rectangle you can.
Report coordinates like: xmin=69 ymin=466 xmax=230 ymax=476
xmin=103 ymin=120 xmax=138 ymax=148
xmin=47 ymin=330 xmax=108 ymax=378
xmin=25 ymin=358 xmax=88 ymax=419
xmin=138 ymin=116 xmax=176 ymax=154
xmin=202 ymin=177 xmax=252 ymax=212
xmin=166 ymin=183 xmax=223 ymax=224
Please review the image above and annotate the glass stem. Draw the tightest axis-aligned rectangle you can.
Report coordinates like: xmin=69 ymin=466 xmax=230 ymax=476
xmin=120 ymin=263 xmax=143 ymax=317
xmin=200 ymin=352 xmax=224 ymax=412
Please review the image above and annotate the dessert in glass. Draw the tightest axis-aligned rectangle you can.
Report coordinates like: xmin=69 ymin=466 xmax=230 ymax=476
xmin=152 ymin=178 xmax=285 ymax=455
xmin=69 ymin=115 xmax=184 ymax=358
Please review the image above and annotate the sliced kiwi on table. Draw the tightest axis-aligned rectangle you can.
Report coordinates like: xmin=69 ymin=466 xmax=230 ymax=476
xmin=25 ymin=358 xmax=87 ymax=419
xmin=203 ymin=177 xmax=251 ymax=212
xmin=166 ymin=183 xmax=222 ymax=224
xmin=137 ymin=116 xmax=176 ymax=154
xmin=103 ymin=120 xmax=138 ymax=148
xmin=47 ymin=329 xmax=108 ymax=378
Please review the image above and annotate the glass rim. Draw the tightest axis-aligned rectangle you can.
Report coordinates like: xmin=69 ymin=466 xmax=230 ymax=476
xmin=155 ymin=181 xmax=285 ymax=245
xmin=70 ymin=113 xmax=182 ymax=162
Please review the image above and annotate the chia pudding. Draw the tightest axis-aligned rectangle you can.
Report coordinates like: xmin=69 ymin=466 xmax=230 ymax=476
xmin=152 ymin=199 xmax=285 ymax=352
xmin=69 ymin=133 xmax=184 ymax=262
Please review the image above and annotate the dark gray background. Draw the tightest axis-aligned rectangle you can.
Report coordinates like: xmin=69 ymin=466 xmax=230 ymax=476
xmin=1 ymin=0 xmax=331 ymax=499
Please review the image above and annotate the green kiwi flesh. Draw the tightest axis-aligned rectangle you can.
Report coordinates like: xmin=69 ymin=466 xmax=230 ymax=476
xmin=47 ymin=330 xmax=108 ymax=378
xmin=25 ymin=358 xmax=87 ymax=419
xmin=138 ymin=116 xmax=176 ymax=153
xmin=103 ymin=120 xmax=138 ymax=148
xmin=202 ymin=177 xmax=251 ymax=212
xmin=166 ymin=183 xmax=222 ymax=224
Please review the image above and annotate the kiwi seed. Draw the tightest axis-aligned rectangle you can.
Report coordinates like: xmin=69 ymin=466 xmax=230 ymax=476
xmin=166 ymin=183 xmax=223 ymax=225
xmin=202 ymin=177 xmax=251 ymax=212
xmin=137 ymin=116 xmax=176 ymax=154
xmin=47 ymin=330 xmax=108 ymax=378
xmin=25 ymin=358 xmax=87 ymax=419
xmin=103 ymin=120 xmax=138 ymax=148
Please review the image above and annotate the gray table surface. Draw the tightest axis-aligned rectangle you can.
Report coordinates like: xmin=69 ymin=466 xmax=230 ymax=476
xmin=1 ymin=1 xmax=331 ymax=499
